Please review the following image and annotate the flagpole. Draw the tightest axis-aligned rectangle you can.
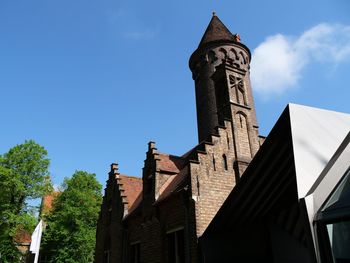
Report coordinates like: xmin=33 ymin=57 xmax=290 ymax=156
xmin=34 ymin=250 xmax=39 ymax=263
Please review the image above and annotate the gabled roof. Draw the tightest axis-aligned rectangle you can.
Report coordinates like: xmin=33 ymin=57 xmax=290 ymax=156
xmin=119 ymin=175 xmax=142 ymax=210
xmin=157 ymin=153 xmax=186 ymax=174
xmin=120 ymin=152 xmax=190 ymax=218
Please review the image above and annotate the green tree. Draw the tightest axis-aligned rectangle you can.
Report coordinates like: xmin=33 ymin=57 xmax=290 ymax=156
xmin=42 ymin=171 xmax=102 ymax=263
xmin=0 ymin=140 xmax=51 ymax=262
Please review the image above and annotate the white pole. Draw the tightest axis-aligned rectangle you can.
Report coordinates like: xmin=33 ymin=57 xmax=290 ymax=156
xmin=34 ymin=251 xmax=39 ymax=263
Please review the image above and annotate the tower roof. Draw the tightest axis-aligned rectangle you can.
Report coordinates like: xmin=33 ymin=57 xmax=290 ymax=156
xmin=198 ymin=13 xmax=236 ymax=48
xmin=189 ymin=14 xmax=251 ymax=70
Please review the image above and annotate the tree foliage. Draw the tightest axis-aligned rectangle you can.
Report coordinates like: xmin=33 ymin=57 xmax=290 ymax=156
xmin=0 ymin=140 xmax=51 ymax=262
xmin=42 ymin=171 xmax=102 ymax=263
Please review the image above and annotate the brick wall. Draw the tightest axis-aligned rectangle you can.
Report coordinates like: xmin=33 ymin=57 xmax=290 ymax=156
xmin=122 ymin=192 xmax=198 ymax=263
xmin=190 ymin=121 xmax=238 ymax=236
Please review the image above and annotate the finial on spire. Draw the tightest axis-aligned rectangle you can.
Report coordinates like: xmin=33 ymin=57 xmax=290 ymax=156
xmin=212 ymin=11 xmax=217 ymax=17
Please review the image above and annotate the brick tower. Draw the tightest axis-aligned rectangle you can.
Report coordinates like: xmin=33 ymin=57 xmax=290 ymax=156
xmin=189 ymin=13 xmax=260 ymax=175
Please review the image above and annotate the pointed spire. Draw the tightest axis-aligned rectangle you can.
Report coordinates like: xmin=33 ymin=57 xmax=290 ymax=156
xmin=198 ymin=13 xmax=236 ymax=48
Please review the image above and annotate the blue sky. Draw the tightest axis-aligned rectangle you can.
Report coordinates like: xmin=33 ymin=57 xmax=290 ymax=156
xmin=1 ymin=0 xmax=350 ymax=189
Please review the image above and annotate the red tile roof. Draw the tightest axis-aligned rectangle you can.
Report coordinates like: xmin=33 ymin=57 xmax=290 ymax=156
xmin=119 ymin=151 xmax=191 ymax=218
xmin=14 ymin=228 xmax=31 ymax=244
xmin=119 ymin=175 xmax=142 ymax=211
xmin=157 ymin=166 xmax=189 ymax=202
xmin=41 ymin=191 xmax=60 ymax=215
xmin=157 ymin=153 xmax=186 ymax=174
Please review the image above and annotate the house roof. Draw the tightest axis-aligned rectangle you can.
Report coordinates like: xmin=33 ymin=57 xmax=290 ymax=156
xmin=157 ymin=166 xmax=189 ymax=202
xmin=41 ymin=191 xmax=60 ymax=215
xmin=120 ymin=152 xmax=190 ymax=218
xmin=14 ymin=228 xmax=31 ymax=244
xmin=155 ymin=153 xmax=189 ymax=202
xmin=157 ymin=153 xmax=185 ymax=174
xmin=119 ymin=175 xmax=142 ymax=211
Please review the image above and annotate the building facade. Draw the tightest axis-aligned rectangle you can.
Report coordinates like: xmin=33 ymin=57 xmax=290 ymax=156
xmin=95 ymin=14 xmax=264 ymax=263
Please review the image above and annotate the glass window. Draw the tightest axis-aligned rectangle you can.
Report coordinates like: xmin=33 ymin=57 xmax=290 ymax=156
xmin=130 ymin=242 xmax=140 ymax=263
xmin=322 ymin=169 xmax=350 ymax=212
xmin=326 ymin=220 xmax=350 ymax=263
xmin=167 ymin=229 xmax=185 ymax=263
xmin=316 ymin=169 xmax=350 ymax=263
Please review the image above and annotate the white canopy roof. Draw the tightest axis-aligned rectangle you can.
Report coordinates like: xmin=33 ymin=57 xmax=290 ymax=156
xmin=289 ymin=103 xmax=350 ymax=199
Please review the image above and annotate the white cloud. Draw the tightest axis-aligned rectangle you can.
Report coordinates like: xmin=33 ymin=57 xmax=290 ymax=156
xmin=251 ymin=23 xmax=350 ymax=96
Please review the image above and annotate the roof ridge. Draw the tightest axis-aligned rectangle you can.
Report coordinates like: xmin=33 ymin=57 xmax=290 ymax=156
xmin=119 ymin=174 xmax=142 ymax=180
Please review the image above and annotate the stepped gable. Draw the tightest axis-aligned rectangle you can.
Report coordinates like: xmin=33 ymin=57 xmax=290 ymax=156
xmin=124 ymin=120 xmax=235 ymax=208
xmin=156 ymin=124 xmax=230 ymax=203
xmin=108 ymin=163 xmax=142 ymax=216
xmin=118 ymin=175 xmax=142 ymax=210
xmin=124 ymin=118 xmax=238 ymax=213
xmin=181 ymin=124 xmax=226 ymax=163
xmin=123 ymin=148 xmax=189 ymax=212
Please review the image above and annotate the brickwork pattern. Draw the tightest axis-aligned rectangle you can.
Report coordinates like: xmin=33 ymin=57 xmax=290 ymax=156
xmin=189 ymin=121 xmax=237 ymax=236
